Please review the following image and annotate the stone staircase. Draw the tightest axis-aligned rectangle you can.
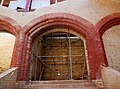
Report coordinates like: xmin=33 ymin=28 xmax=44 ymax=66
xmin=19 ymin=80 xmax=100 ymax=89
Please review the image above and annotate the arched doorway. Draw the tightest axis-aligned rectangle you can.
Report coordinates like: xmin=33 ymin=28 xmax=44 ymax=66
xmin=102 ymin=25 xmax=120 ymax=71
xmin=0 ymin=15 xmax=21 ymax=74
xmin=0 ymin=30 xmax=15 ymax=72
xmin=30 ymin=27 xmax=88 ymax=80
xmin=96 ymin=13 xmax=120 ymax=71
xmin=21 ymin=13 xmax=103 ymax=80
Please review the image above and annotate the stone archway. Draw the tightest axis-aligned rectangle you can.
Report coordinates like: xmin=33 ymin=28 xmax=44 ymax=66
xmin=96 ymin=12 xmax=120 ymax=71
xmin=0 ymin=15 xmax=21 ymax=69
xmin=20 ymin=13 xmax=105 ymax=81
xmin=30 ymin=27 xmax=89 ymax=81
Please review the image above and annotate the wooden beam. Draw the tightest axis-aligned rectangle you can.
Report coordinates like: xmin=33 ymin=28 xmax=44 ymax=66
xmin=68 ymin=33 xmax=73 ymax=80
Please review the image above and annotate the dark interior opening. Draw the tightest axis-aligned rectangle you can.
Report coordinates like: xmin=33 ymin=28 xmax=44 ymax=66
xmin=30 ymin=28 xmax=88 ymax=81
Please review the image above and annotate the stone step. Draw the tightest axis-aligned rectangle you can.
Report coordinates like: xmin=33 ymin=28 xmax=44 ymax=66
xmin=22 ymin=84 xmax=97 ymax=89
xmin=24 ymin=82 xmax=92 ymax=87
xmin=31 ymin=80 xmax=89 ymax=84
xmin=20 ymin=80 xmax=98 ymax=89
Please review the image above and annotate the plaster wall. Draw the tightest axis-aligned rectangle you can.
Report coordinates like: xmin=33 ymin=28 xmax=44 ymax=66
xmin=0 ymin=0 xmax=120 ymax=27
xmin=102 ymin=25 xmax=120 ymax=72
xmin=101 ymin=66 xmax=120 ymax=89
xmin=0 ymin=32 xmax=15 ymax=71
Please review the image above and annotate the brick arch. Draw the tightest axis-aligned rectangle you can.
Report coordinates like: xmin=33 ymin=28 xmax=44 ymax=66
xmin=0 ymin=15 xmax=22 ymax=70
xmin=19 ymin=13 xmax=105 ymax=80
xmin=95 ymin=13 xmax=120 ymax=66
xmin=0 ymin=15 xmax=21 ymax=35
xmin=96 ymin=13 xmax=120 ymax=35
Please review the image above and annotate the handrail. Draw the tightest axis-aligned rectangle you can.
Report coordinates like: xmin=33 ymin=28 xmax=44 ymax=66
xmin=0 ymin=67 xmax=17 ymax=78
xmin=0 ymin=67 xmax=18 ymax=89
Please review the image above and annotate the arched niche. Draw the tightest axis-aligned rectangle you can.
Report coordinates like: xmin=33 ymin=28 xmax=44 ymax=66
xmin=96 ymin=13 xmax=120 ymax=69
xmin=102 ymin=25 xmax=120 ymax=71
xmin=20 ymin=13 xmax=104 ymax=81
xmin=0 ymin=30 xmax=15 ymax=71
xmin=0 ymin=15 xmax=21 ymax=73
xmin=30 ymin=27 xmax=89 ymax=81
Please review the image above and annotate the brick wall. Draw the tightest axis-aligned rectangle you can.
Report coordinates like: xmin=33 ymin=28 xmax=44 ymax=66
xmin=0 ymin=67 xmax=3 ymax=74
xmin=31 ymin=28 xmax=88 ymax=80
xmin=111 ymin=0 xmax=120 ymax=3
xmin=0 ymin=67 xmax=18 ymax=89
xmin=0 ymin=0 xmax=120 ymax=81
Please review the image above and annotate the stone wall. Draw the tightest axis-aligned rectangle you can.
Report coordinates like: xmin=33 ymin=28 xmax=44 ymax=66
xmin=0 ymin=32 xmax=15 ymax=72
xmin=111 ymin=0 xmax=120 ymax=3
xmin=0 ymin=67 xmax=18 ymax=89
xmin=102 ymin=25 xmax=120 ymax=72
xmin=101 ymin=66 xmax=120 ymax=89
